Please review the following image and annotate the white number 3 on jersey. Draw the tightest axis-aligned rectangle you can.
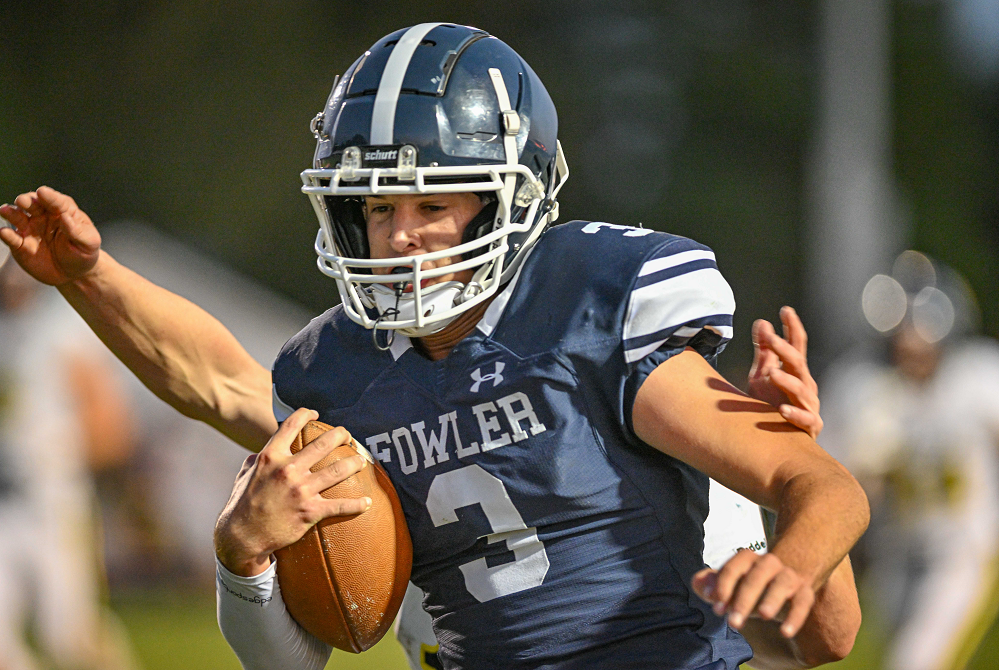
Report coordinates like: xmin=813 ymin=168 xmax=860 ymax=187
xmin=426 ymin=465 xmax=550 ymax=602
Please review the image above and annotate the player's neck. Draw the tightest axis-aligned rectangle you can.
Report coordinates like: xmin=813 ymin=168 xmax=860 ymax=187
xmin=414 ymin=296 xmax=496 ymax=361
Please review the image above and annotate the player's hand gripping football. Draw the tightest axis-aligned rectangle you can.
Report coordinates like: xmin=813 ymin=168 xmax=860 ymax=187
xmin=0 ymin=187 xmax=102 ymax=285
xmin=214 ymin=408 xmax=372 ymax=577
xmin=747 ymin=306 xmax=822 ymax=439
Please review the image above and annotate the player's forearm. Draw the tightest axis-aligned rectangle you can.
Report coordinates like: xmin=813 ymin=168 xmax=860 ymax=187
xmin=741 ymin=557 xmax=861 ymax=669
xmin=734 ymin=461 xmax=866 ymax=667
xmin=767 ymin=462 xmax=868 ymax=592
xmin=59 ymin=250 xmax=276 ymax=449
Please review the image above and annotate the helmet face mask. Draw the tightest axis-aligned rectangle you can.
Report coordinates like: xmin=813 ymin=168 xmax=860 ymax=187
xmin=301 ymin=23 xmax=568 ymax=337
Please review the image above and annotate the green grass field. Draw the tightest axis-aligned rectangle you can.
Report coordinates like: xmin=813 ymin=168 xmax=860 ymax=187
xmin=111 ymin=587 xmax=999 ymax=670
xmin=111 ymin=587 xmax=408 ymax=670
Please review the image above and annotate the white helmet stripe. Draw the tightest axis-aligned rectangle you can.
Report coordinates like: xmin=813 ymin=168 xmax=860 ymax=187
xmin=370 ymin=22 xmax=443 ymax=145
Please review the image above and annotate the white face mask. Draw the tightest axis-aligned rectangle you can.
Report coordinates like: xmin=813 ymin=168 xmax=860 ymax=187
xmin=368 ymin=280 xmax=468 ymax=338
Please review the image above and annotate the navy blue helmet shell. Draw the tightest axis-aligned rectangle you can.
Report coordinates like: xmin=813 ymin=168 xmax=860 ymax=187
xmin=313 ymin=25 xmax=557 ymax=182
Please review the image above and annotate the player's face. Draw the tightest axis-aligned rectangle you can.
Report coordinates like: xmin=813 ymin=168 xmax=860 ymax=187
xmin=890 ymin=322 xmax=940 ymax=383
xmin=364 ymin=193 xmax=484 ymax=289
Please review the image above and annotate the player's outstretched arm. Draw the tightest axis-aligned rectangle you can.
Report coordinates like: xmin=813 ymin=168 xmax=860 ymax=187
xmin=0 ymin=187 xmax=275 ymax=449
xmin=632 ymin=350 xmax=869 ymax=668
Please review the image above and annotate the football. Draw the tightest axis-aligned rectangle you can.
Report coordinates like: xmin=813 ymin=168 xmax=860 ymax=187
xmin=274 ymin=420 xmax=412 ymax=652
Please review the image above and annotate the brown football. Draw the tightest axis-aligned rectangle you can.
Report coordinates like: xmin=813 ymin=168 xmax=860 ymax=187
xmin=274 ymin=420 xmax=412 ymax=652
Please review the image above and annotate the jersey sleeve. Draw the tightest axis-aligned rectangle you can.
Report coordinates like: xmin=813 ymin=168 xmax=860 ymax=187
xmin=621 ymin=241 xmax=736 ymax=431
xmin=622 ymin=242 xmax=735 ymax=365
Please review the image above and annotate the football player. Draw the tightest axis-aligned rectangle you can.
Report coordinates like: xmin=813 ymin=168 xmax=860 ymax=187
xmin=0 ymin=256 xmax=137 ymax=670
xmin=821 ymin=252 xmax=999 ymax=670
xmin=1 ymin=24 xmax=864 ymax=670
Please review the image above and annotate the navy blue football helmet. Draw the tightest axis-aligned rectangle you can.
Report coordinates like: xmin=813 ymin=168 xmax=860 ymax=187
xmin=301 ymin=23 xmax=568 ymax=336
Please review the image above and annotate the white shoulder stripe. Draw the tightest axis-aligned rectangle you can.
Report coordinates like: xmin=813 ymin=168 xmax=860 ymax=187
xmin=672 ymin=325 xmax=704 ymax=338
xmin=638 ymin=249 xmax=716 ymax=277
xmin=623 ymin=266 xmax=735 ymax=342
xmin=625 ymin=339 xmax=672 ymax=364
xmin=272 ymin=384 xmax=295 ymax=423
xmin=370 ymin=23 xmax=443 ymax=145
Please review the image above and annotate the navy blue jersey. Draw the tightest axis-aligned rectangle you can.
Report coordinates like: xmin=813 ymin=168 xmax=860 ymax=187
xmin=272 ymin=221 xmax=751 ymax=670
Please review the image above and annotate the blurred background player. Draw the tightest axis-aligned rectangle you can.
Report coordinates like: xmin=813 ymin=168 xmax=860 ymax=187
xmin=0 ymin=250 xmax=138 ymax=670
xmin=820 ymin=250 xmax=999 ymax=670
xmin=0 ymin=222 xmax=315 ymax=668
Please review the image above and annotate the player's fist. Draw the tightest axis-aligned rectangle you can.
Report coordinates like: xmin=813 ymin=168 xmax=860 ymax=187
xmin=692 ymin=550 xmax=816 ymax=639
xmin=214 ymin=408 xmax=372 ymax=577
xmin=0 ymin=186 xmax=102 ymax=286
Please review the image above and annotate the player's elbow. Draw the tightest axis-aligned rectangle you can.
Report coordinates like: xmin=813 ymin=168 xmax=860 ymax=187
xmin=799 ymin=601 xmax=862 ymax=667
xmin=849 ymin=467 xmax=872 ymax=534
xmin=174 ymin=367 xmax=275 ymax=450
xmin=801 ymin=631 xmax=857 ymax=667
xmin=827 ymin=632 xmax=859 ymax=664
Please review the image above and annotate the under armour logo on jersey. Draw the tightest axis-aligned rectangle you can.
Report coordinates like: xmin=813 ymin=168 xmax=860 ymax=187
xmin=470 ymin=362 xmax=505 ymax=393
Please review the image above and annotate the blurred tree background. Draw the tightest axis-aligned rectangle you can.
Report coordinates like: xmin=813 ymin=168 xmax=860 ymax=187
xmin=1 ymin=1 xmax=997 ymax=667
xmin=1 ymin=0 xmax=996 ymax=376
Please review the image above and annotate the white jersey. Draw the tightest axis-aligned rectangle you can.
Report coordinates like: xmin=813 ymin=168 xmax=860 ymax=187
xmin=822 ymin=340 xmax=999 ymax=551
xmin=820 ymin=339 xmax=999 ymax=670
xmin=0 ymin=286 xmax=135 ymax=670
xmin=0 ymin=288 xmax=100 ymax=506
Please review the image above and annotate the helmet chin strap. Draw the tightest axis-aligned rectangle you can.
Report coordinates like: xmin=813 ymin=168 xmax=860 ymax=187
xmin=370 ymin=281 xmax=467 ymax=339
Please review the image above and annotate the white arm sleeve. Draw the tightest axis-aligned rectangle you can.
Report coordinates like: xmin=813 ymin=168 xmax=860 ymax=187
xmin=216 ymin=557 xmax=332 ymax=670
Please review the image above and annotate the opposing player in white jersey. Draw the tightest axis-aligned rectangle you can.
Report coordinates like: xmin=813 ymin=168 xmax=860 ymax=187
xmin=821 ymin=251 xmax=999 ymax=670
xmin=0 ymin=256 xmax=137 ymax=670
